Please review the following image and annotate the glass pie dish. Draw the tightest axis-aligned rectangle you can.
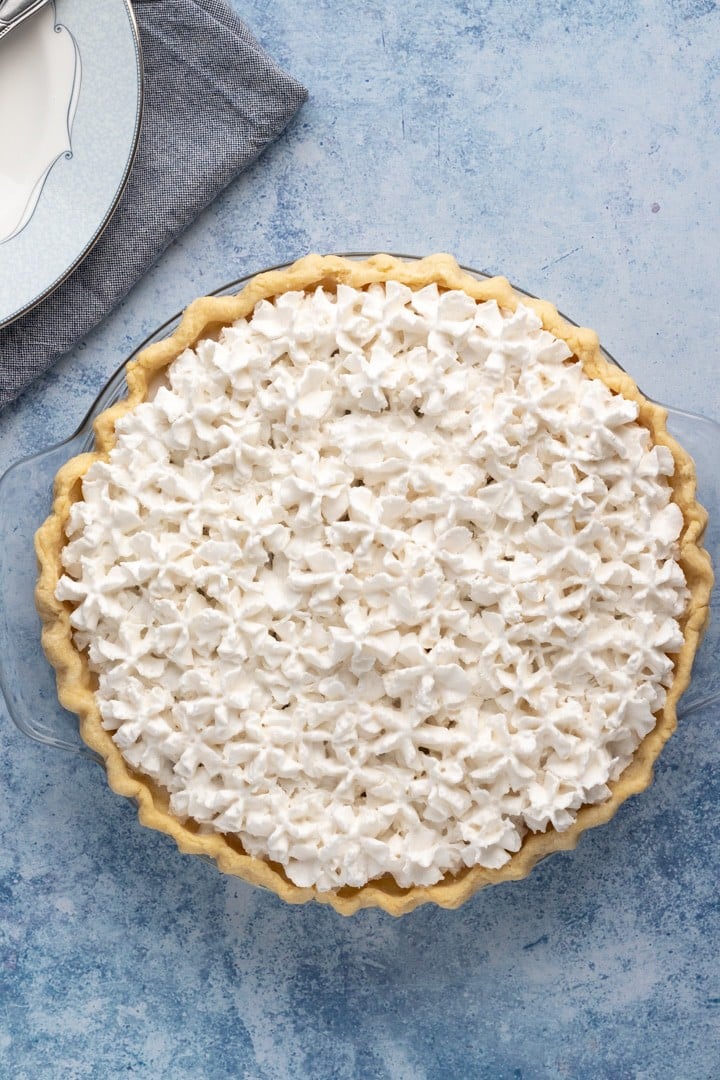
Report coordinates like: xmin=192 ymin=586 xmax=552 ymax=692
xmin=1 ymin=255 xmax=718 ymax=910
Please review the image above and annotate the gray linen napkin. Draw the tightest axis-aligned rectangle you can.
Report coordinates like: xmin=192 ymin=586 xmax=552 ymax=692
xmin=0 ymin=0 xmax=307 ymax=411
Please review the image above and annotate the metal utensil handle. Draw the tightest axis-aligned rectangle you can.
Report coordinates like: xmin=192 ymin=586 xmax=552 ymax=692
xmin=0 ymin=0 xmax=51 ymax=37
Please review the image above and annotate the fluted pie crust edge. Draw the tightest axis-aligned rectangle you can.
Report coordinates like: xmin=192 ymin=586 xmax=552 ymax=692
xmin=35 ymin=254 xmax=714 ymax=915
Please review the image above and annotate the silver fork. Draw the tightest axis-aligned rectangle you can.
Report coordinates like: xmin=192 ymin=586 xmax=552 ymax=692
xmin=0 ymin=0 xmax=52 ymax=42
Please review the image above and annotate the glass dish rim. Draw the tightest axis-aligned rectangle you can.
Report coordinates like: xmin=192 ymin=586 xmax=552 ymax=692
xmin=9 ymin=250 xmax=716 ymax=469
xmin=3 ymin=251 xmax=638 ymax=463
xmin=1 ymin=251 xmax=718 ymax=761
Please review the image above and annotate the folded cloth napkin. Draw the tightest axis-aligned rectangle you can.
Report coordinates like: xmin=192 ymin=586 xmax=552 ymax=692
xmin=0 ymin=0 xmax=307 ymax=411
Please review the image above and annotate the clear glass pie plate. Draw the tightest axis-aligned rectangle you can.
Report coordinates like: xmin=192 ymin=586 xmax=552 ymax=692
xmin=1 ymin=256 xmax=718 ymax=775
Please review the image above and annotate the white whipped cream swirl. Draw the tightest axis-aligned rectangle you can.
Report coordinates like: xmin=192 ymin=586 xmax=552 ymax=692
xmin=57 ymin=282 xmax=688 ymax=890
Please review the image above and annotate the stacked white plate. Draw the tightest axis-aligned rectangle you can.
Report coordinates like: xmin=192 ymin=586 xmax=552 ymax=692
xmin=0 ymin=0 xmax=142 ymax=327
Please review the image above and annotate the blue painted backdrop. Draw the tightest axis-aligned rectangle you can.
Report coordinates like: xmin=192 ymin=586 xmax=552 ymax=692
xmin=1 ymin=1 xmax=719 ymax=1076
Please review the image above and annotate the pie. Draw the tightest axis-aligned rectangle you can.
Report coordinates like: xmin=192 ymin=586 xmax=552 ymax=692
xmin=35 ymin=254 xmax=713 ymax=914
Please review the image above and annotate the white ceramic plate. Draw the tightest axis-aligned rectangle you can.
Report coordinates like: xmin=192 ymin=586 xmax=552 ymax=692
xmin=0 ymin=0 xmax=142 ymax=327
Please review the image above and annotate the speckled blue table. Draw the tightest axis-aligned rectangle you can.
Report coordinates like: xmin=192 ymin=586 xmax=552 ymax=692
xmin=2 ymin=2 xmax=720 ymax=1077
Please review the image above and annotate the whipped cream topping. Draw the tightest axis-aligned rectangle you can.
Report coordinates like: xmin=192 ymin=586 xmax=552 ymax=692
xmin=57 ymin=282 xmax=688 ymax=891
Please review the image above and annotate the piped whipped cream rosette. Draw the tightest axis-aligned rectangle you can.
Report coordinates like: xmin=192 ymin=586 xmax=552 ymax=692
xmin=54 ymin=277 xmax=693 ymax=893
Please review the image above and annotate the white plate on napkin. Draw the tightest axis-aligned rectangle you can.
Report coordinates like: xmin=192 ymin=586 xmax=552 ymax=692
xmin=0 ymin=0 xmax=142 ymax=327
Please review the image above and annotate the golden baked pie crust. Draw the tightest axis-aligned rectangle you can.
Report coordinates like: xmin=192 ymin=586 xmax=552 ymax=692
xmin=35 ymin=254 xmax=714 ymax=915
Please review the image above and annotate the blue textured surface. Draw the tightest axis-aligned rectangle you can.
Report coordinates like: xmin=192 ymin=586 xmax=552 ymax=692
xmin=1 ymin=1 xmax=720 ymax=1076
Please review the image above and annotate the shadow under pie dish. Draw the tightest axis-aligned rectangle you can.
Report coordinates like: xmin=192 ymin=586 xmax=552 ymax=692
xmin=35 ymin=254 xmax=713 ymax=915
